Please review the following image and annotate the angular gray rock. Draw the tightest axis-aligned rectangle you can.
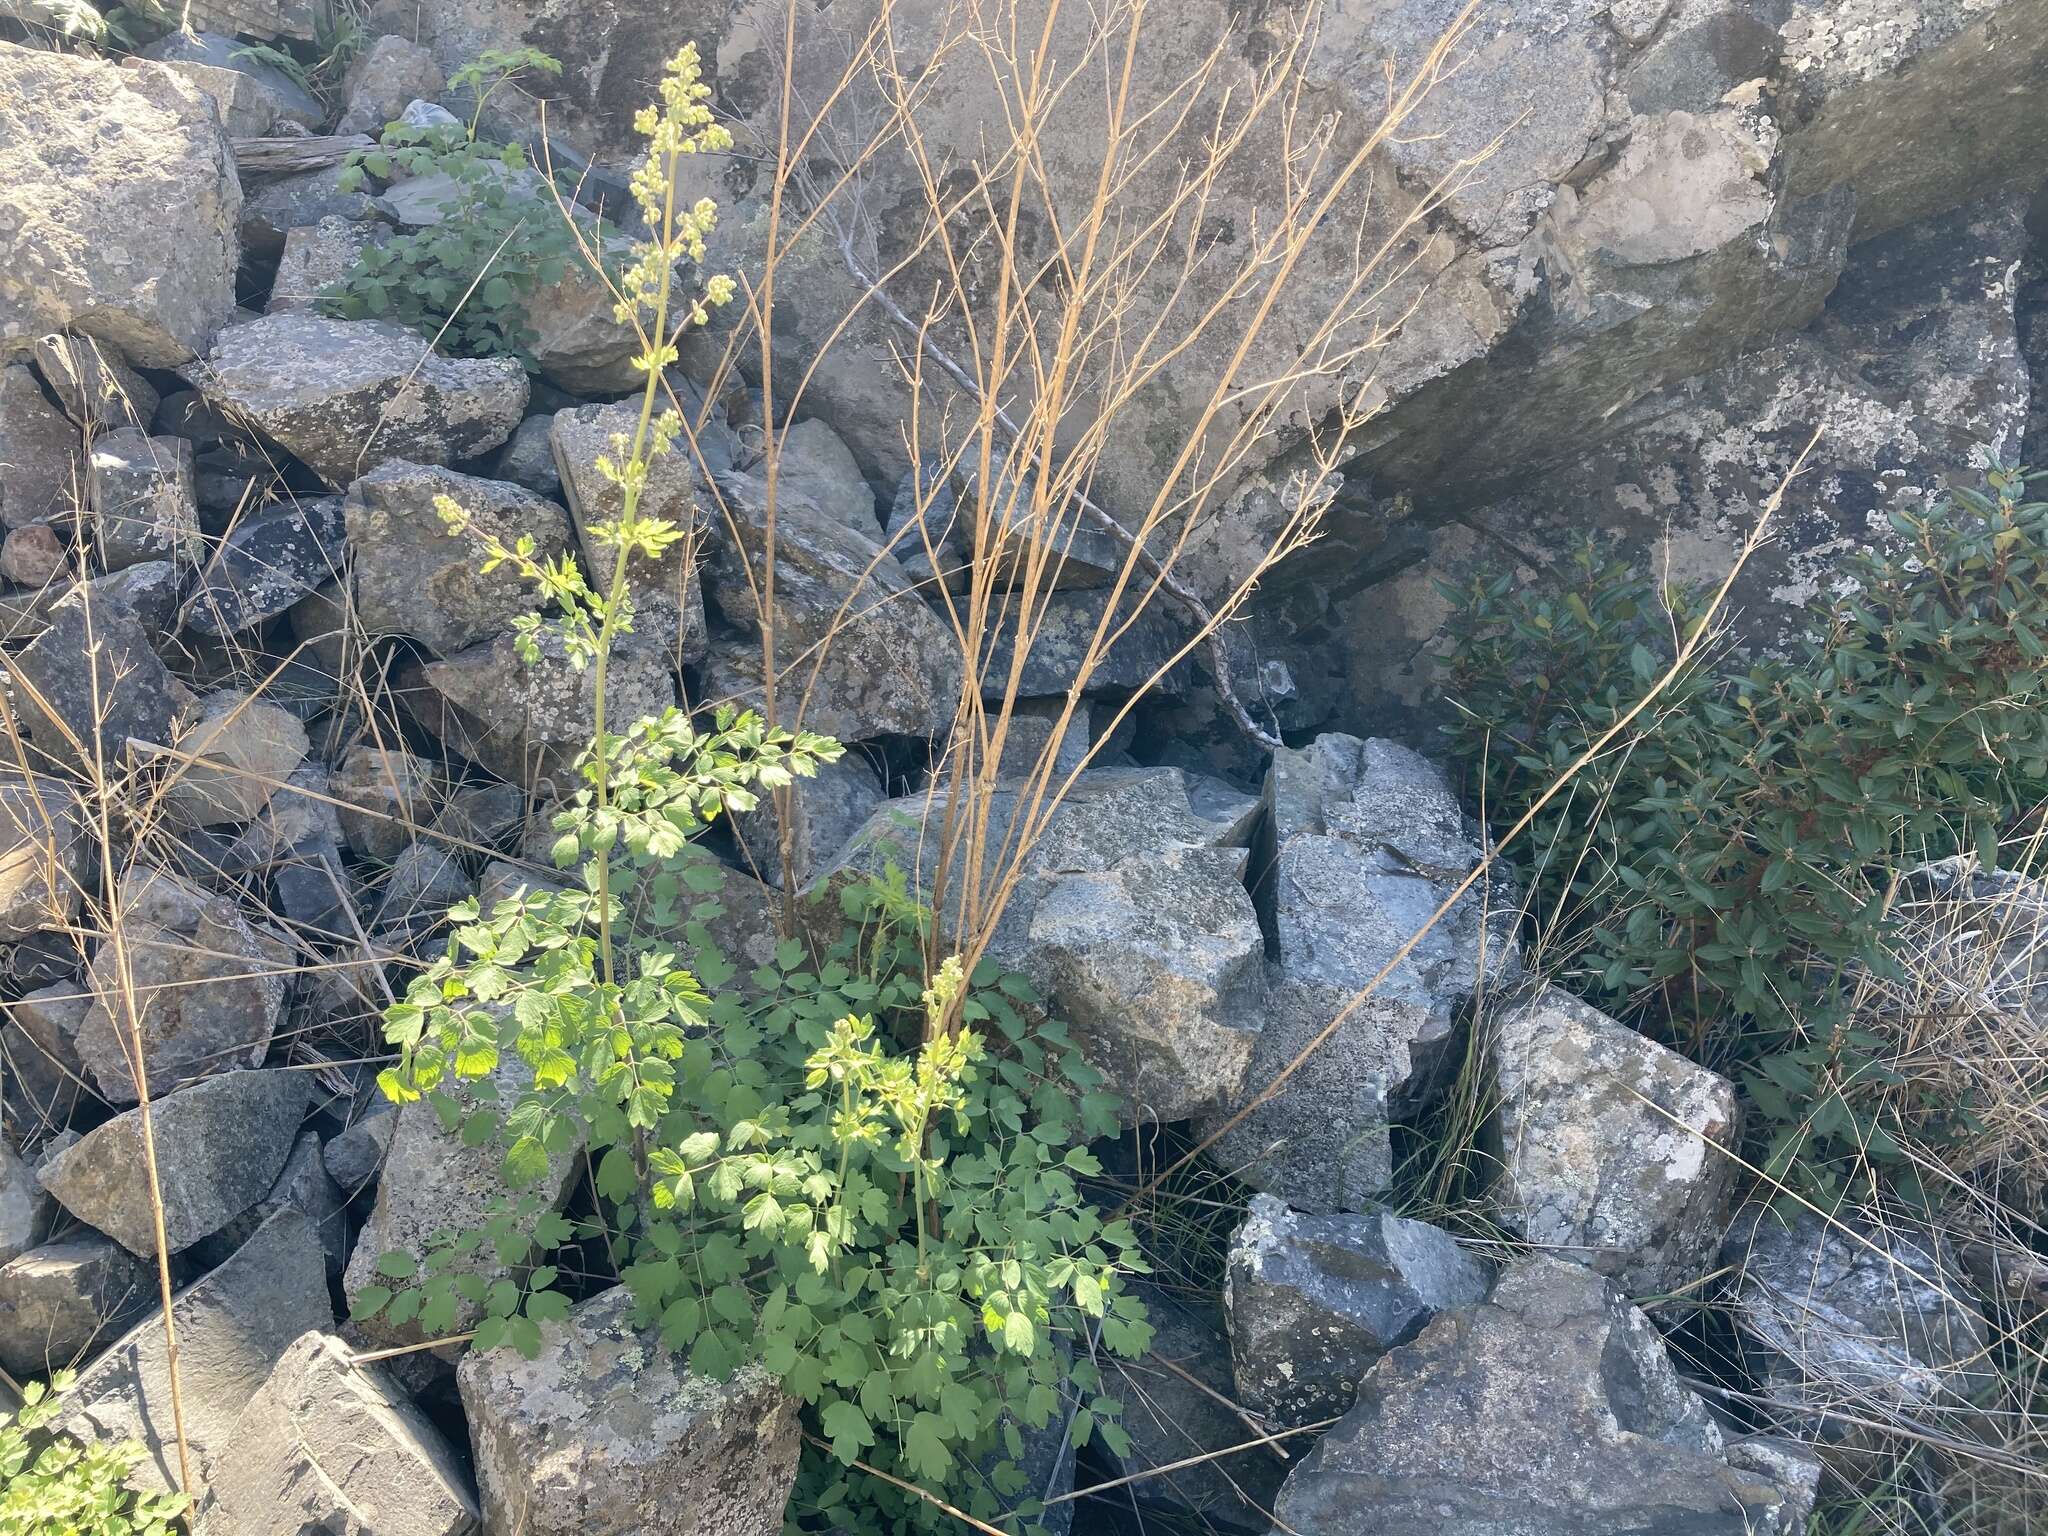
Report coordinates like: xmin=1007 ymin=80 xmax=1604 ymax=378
xmin=490 ymin=412 xmax=562 ymax=498
xmin=0 ymin=1232 xmax=153 ymax=1378
xmin=270 ymin=215 xmax=390 ymax=315
xmin=1492 ymin=985 xmax=1741 ymax=1296
xmin=37 ymin=1068 xmax=308 ymax=1256
xmin=161 ymin=688 xmax=310 ymax=827
xmin=2 ymin=982 xmax=88 ymax=1146
xmin=0 ymin=45 xmax=240 ymax=367
xmin=374 ymin=840 xmax=472 ymax=929
xmin=32 ymin=332 xmax=158 ymax=432
xmin=239 ymin=164 xmax=382 ymax=260
xmin=1226 ymin=1193 xmax=1489 ymax=1429
xmin=404 ymin=630 xmax=676 ymax=789
xmin=334 ymin=744 xmax=438 ymax=860
xmin=183 ymin=495 xmax=346 ymax=635
xmin=0 ymin=770 xmax=84 ymax=941
xmin=191 ymin=1129 xmax=349 ymax=1277
xmin=1029 ymin=843 xmax=1264 ymax=1122
xmin=345 ymin=459 xmax=572 ymax=654
xmin=139 ymin=30 xmax=325 ymax=131
xmin=1724 ymin=1206 xmax=1998 ymax=1446
xmin=201 ymin=1329 xmax=482 ymax=1536
xmin=336 ymin=35 xmax=447 ymax=136
xmin=0 ymin=364 xmax=78 ymax=531
xmin=0 ymin=524 xmax=64 ymax=588
xmin=204 ymin=314 xmax=527 ymax=487
xmin=323 ymin=1106 xmax=395 ymax=1194
xmin=72 ymin=866 xmax=292 ymax=1104
xmin=977 ymin=585 xmax=1194 ymax=699
xmin=771 ymin=417 xmax=878 ymax=531
xmin=1203 ymin=736 xmax=1520 ymax=1211
xmin=704 ymin=469 xmax=964 ymax=739
xmin=0 ymin=1136 xmax=46 ymax=1266
xmin=10 ymin=583 xmax=178 ymax=772
xmin=456 ymin=1285 xmax=800 ymax=1536
xmin=727 ymin=751 xmax=883 ymax=888
xmin=1272 ymin=1256 xmax=1821 ymax=1536
xmin=89 ymin=426 xmax=202 ymax=571
xmin=343 ymin=1060 xmax=585 ymax=1353
xmin=57 ymin=1209 xmax=334 ymax=1501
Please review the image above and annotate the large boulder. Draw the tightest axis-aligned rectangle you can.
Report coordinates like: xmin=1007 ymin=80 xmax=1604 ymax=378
xmin=37 ymin=1069 xmax=309 ymax=1256
xmin=346 ymin=459 xmax=573 ymax=654
xmin=56 ymin=1209 xmax=335 ymax=1501
xmin=72 ymin=866 xmax=292 ymax=1105
xmin=456 ymin=1285 xmax=801 ymax=1536
xmin=1491 ymin=985 xmax=1742 ymax=1296
xmin=204 ymin=314 xmax=528 ymax=487
xmin=1723 ymin=1206 xmax=1998 ymax=1449
xmin=0 ymin=45 xmax=240 ymax=367
xmin=1272 ymin=1255 xmax=1822 ymax=1536
xmin=1225 ymin=1193 xmax=1489 ymax=1429
xmin=1201 ymin=736 xmax=1520 ymax=1211
xmin=200 ymin=1330 xmax=481 ymax=1536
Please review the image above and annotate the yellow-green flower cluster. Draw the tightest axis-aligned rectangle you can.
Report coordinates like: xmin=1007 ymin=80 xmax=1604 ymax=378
xmin=614 ymin=43 xmax=737 ymax=336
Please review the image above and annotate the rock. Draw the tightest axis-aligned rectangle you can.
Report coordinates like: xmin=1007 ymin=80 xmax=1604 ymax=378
xmin=37 ymin=1070 xmax=308 ymax=1257
xmin=727 ymin=751 xmax=883 ymax=888
xmin=0 ymin=770 xmax=84 ymax=940
xmin=773 ymin=418 xmax=878 ymax=531
xmin=270 ymin=215 xmax=390 ymax=314
xmin=202 ymin=1329 xmax=482 ymax=1536
xmin=31 ymin=333 xmax=158 ymax=432
xmin=169 ymin=0 xmax=322 ymax=45
xmin=0 ymin=525 xmax=64 ymax=588
xmin=138 ymin=53 xmax=281 ymax=137
xmin=161 ymin=688 xmax=310 ymax=827
xmin=239 ymin=164 xmax=383 ymax=260
xmin=57 ymin=1209 xmax=334 ymax=1501
xmin=0 ymin=45 xmax=240 ymax=368
xmin=334 ymin=744 xmax=438 ymax=860
xmin=882 ymin=465 xmax=968 ymax=594
xmin=72 ymin=867 xmax=292 ymax=1105
xmin=0 ymin=1137 xmax=46 ymax=1265
xmin=703 ymin=469 xmax=965 ymax=739
xmin=139 ymin=30 xmax=325 ymax=131
xmin=192 ymin=1130 xmax=348 ymax=1277
xmin=323 ymin=1106 xmax=395 ymax=1194
xmin=1202 ymin=736 xmax=1520 ymax=1211
xmin=374 ymin=840 xmax=472 ymax=928
xmin=204 ymin=314 xmax=528 ymax=487
xmin=91 ymin=558 xmax=180 ymax=636
xmin=1724 ymin=1206 xmax=1998 ymax=1448
xmin=434 ymin=779 xmax=526 ymax=847
xmin=336 ymin=35 xmax=447 ymax=136
xmin=1097 ymin=1280 xmax=1287 ymax=1528
xmin=345 ymin=459 xmax=572 ymax=654
xmin=524 ymin=259 xmax=644 ymax=396
xmin=88 ymin=426 xmax=202 ymax=571
xmin=990 ymin=698 xmax=1091 ymax=781
xmin=183 ymin=495 xmax=346 ymax=635
xmin=0 ymin=364 xmax=78 ymax=531
xmin=960 ymin=466 xmax=1122 ymax=590
xmin=0 ymin=1233 xmax=153 ymax=1379
xmin=1182 ymin=770 xmax=1260 ymax=848
xmin=978 ymin=584 xmax=1194 ymax=699
xmin=9 ymin=582 xmax=178 ymax=772
xmin=1028 ymin=843 xmax=1263 ymax=1122
xmin=1225 ymin=1193 xmax=1489 ymax=1428
xmin=456 ymin=1285 xmax=800 ymax=1536
xmin=551 ymin=401 xmax=708 ymax=657
xmin=491 ymin=412 xmax=562 ymax=498
xmin=405 ymin=629 xmax=677 ymax=789
xmin=2 ymin=982 xmax=88 ymax=1146
xmin=1271 ymin=1256 xmax=1821 ymax=1536
xmin=1491 ymin=985 xmax=1741 ymax=1295
xmin=343 ymin=1059 xmax=584 ymax=1353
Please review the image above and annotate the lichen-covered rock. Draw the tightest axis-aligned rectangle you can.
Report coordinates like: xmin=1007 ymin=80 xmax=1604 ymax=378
xmin=183 ymin=495 xmax=346 ymax=635
xmin=977 ymin=584 xmax=1194 ymax=699
xmin=373 ymin=839 xmax=472 ymax=928
xmin=1028 ymin=843 xmax=1264 ymax=1122
xmin=37 ymin=1069 xmax=308 ymax=1256
xmin=270 ymin=215 xmax=390 ymax=315
xmin=345 ymin=459 xmax=572 ymax=654
xmin=2 ymin=982 xmax=88 ymax=1146
xmin=405 ymin=629 xmax=676 ymax=789
xmin=201 ymin=1329 xmax=482 ymax=1536
xmin=727 ymin=751 xmax=884 ymax=888
xmin=1491 ymin=985 xmax=1741 ymax=1295
xmin=1724 ymin=1206 xmax=1998 ymax=1446
xmin=490 ymin=412 xmax=562 ymax=498
xmin=0 ymin=770 xmax=83 ymax=941
xmin=10 ymin=582 xmax=178 ymax=773
xmin=322 ymin=1106 xmax=395 ymax=1195
xmin=72 ymin=866 xmax=292 ymax=1105
xmin=0 ymin=45 xmax=240 ymax=367
xmin=0 ymin=364 xmax=79 ymax=531
xmin=88 ymin=426 xmax=202 ymax=571
xmin=704 ymin=469 xmax=964 ymax=739
xmin=1272 ymin=1256 xmax=1821 ymax=1536
xmin=161 ymin=688 xmax=310 ymax=827
xmin=239 ymin=164 xmax=382 ymax=260
xmin=204 ymin=314 xmax=527 ymax=487
xmin=1202 ymin=736 xmax=1519 ymax=1211
xmin=0 ymin=1232 xmax=153 ymax=1378
xmin=58 ymin=1209 xmax=334 ymax=1501
xmin=1226 ymin=1193 xmax=1489 ymax=1428
xmin=456 ymin=1285 xmax=800 ymax=1536
xmin=343 ymin=1060 xmax=584 ymax=1354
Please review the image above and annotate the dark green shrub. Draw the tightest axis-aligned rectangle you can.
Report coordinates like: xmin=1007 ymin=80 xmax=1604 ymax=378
xmin=1441 ymin=466 xmax=2048 ymax=1204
